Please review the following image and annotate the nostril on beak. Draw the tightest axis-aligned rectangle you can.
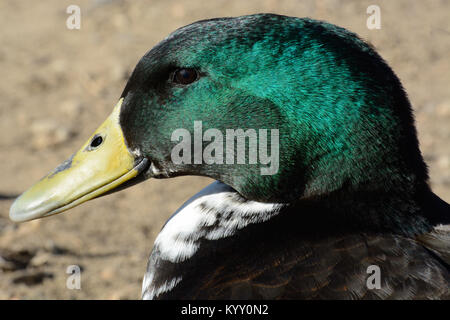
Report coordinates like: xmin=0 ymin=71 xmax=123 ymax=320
xmin=89 ymin=135 xmax=104 ymax=149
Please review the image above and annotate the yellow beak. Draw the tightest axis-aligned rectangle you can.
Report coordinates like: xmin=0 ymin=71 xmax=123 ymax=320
xmin=10 ymin=98 xmax=148 ymax=222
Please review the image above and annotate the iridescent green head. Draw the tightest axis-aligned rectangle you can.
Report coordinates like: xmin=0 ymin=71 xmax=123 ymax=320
xmin=10 ymin=14 xmax=427 ymax=222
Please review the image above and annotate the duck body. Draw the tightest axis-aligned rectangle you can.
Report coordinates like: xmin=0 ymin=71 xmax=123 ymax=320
xmin=143 ymin=181 xmax=450 ymax=299
xmin=9 ymin=14 xmax=450 ymax=299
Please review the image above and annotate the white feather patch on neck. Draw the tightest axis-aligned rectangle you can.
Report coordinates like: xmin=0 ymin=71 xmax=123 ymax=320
xmin=435 ymin=224 xmax=450 ymax=231
xmin=153 ymin=181 xmax=284 ymax=264
xmin=142 ymin=272 xmax=182 ymax=300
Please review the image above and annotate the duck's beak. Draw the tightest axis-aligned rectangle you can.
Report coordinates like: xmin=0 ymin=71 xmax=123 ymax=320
xmin=10 ymin=98 xmax=149 ymax=222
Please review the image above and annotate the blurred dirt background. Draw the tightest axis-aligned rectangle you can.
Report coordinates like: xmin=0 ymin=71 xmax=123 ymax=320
xmin=0 ymin=0 xmax=449 ymax=299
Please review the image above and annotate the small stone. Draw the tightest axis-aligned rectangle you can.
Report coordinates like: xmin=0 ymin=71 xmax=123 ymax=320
xmin=30 ymin=251 xmax=51 ymax=267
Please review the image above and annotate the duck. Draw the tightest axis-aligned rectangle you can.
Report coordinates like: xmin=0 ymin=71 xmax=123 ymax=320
xmin=9 ymin=13 xmax=450 ymax=299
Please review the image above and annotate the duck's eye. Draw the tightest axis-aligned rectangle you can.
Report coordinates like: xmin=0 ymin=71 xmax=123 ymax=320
xmin=173 ymin=68 xmax=198 ymax=85
xmin=89 ymin=135 xmax=103 ymax=149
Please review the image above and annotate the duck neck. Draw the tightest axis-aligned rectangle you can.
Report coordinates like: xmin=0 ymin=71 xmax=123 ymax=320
xmin=142 ymin=180 xmax=285 ymax=299
xmin=296 ymin=181 xmax=445 ymax=237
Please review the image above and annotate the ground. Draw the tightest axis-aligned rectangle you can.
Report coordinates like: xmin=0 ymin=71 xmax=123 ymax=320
xmin=0 ymin=0 xmax=449 ymax=299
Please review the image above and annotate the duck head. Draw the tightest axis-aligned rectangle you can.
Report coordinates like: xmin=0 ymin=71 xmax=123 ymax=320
xmin=10 ymin=14 xmax=428 ymax=222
